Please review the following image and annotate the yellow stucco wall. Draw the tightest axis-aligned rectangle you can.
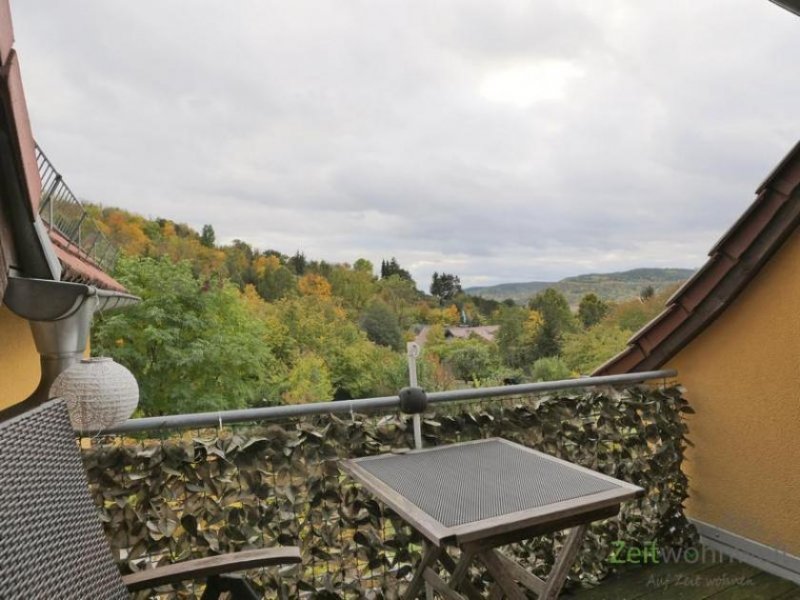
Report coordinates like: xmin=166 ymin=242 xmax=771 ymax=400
xmin=0 ymin=305 xmax=40 ymax=409
xmin=668 ymin=227 xmax=800 ymax=556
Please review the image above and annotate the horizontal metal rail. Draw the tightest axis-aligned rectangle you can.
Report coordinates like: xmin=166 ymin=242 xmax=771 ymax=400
xmin=98 ymin=369 xmax=676 ymax=435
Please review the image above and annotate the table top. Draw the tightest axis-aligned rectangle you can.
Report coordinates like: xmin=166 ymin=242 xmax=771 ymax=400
xmin=340 ymin=438 xmax=643 ymax=546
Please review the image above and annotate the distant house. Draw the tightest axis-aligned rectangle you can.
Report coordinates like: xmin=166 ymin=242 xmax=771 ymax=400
xmin=414 ymin=325 xmax=499 ymax=348
xmin=0 ymin=6 xmax=133 ymax=415
xmin=444 ymin=326 xmax=499 ymax=342
xmin=596 ymin=140 xmax=800 ymax=582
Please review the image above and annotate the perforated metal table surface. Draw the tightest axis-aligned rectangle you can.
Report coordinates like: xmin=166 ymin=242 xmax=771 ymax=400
xmin=341 ymin=438 xmax=643 ymax=546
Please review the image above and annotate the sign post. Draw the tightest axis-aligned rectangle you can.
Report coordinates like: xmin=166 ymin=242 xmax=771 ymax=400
xmin=406 ymin=341 xmax=423 ymax=449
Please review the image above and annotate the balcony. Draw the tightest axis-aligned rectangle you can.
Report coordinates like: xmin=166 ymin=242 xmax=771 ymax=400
xmin=35 ymin=143 xmax=118 ymax=273
xmin=74 ymin=370 xmax=738 ymax=599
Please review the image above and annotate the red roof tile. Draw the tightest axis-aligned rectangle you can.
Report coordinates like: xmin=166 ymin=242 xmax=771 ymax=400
xmin=2 ymin=51 xmax=41 ymax=215
xmin=48 ymin=229 xmax=126 ymax=293
xmin=0 ymin=0 xmax=13 ymax=67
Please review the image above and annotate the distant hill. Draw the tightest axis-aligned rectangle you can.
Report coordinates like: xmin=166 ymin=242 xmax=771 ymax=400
xmin=465 ymin=268 xmax=696 ymax=306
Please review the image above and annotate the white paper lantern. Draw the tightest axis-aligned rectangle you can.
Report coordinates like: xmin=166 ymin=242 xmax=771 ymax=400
xmin=50 ymin=357 xmax=139 ymax=431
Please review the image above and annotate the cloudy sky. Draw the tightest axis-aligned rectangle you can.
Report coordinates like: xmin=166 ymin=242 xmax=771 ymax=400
xmin=11 ymin=1 xmax=800 ymax=287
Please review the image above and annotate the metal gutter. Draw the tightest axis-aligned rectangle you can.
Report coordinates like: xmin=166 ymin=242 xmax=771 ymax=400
xmin=2 ymin=276 xmax=139 ymax=411
xmin=0 ymin=128 xmax=59 ymax=280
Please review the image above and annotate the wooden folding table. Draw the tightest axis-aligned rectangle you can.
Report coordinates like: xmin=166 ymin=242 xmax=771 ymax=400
xmin=340 ymin=438 xmax=643 ymax=599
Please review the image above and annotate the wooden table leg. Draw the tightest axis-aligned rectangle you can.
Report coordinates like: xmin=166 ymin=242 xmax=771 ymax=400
xmin=488 ymin=584 xmax=504 ymax=600
xmin=540 ymin=524 xmax=588 ymax=600
xmin=493 ymin=549 xmax=546 ymax=596
xmin=440 ymin=550 xmax=482 ymax=600
xmin=448 ymin=550 xmax=475 ymax=589
xmin=478 ymin=550 xmax=527 ymax=600
xmin=423 ymin=568 xmax=468 ymax=600
xmin=425 ymin=581 xmax=435 ymax=600
xmin=424 ymin=542 xmax=435 ymax=600
xmin=407 ymin=522 xmax=589 ymax=600
xmin=403 ymin=544 xmax=444 ymax=600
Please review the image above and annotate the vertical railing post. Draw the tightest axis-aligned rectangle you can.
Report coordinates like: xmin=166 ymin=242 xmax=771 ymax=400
xmin=96 ymin=239 xmax=115 ymax=270
xmin=74 ymin=211 xmax=87 ymax=249
xmin=42 ymin=173 xmax=62 ymax=229
xmin=406 ymin=342 xmax=422 ymax=449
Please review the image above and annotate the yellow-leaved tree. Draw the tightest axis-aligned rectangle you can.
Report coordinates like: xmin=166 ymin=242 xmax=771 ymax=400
xmin=298 ymin=273 xmax=332 ymax=298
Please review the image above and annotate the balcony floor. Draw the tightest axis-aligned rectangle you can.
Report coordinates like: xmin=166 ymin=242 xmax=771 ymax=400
xmin=567 ymin=554 xmax=799 ymax=600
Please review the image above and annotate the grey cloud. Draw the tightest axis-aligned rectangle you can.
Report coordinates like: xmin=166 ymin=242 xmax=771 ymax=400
xmin=11 ymin=0 xmax=800 ymax=288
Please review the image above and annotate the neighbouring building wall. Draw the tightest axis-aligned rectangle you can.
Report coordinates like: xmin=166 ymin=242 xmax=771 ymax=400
xmin=0 ymin=305 xmax=39 ymax=409
xmin=667 ymin=227 xmax=800 ymax=556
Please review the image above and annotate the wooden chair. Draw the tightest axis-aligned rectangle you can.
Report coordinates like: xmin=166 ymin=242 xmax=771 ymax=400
xmin=0 ymin=398 xmax=301 ymax=599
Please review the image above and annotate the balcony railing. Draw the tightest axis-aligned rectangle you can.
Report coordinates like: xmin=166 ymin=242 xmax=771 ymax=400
xmin=79 ymin=371 xmax=695 ymax=598
xmin=36 ymin=143 xmax=118 ymax=272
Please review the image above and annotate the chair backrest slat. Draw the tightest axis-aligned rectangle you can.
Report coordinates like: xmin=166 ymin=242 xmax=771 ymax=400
xmin=0 ymin=399 xmax=129 ymax=599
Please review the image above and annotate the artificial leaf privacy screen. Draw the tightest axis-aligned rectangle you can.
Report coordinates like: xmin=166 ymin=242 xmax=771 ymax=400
xmin=81 ymin=384 xmax=694 ymax=598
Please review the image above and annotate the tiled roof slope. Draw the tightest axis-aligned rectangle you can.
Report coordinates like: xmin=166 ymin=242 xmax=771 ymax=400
xmin=0 ymin=7 xmax=41 ymax=220
xmin=595 ymin=140 xmax=800 ymax=375
xmin=0 ymin=0 xmax=126 ymax=293
xmin=48 ymin=229 xmax=126 ymax=293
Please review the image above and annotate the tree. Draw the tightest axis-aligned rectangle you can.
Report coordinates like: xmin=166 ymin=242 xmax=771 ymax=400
xmin=640 ymin=285 xmax=655 ymax=301
xmin=606 ymin=286 xmax=676 ymax=333
xmin=97 ymin=208 xmax=151 ymax=255
xmin=469 ymin=295 xmax=501 ymax=319
xmin=298 ymin=273 xmax=332 ymax=298
xmin=329 ymin=265 xmax=376 ymax=311
xmin=265 ymin=295 xmax=395 ymax=400
xmin=256 ymin=265 xmax=296 ymax=301
xmin=578 ymin=293 xmax=609 ymax=328
xmin=200 ymin=224 xmax=216 ymax=248
xmin=496 ymin=305 xmax=535 ymax=369
xmin=529 ymin=288 xmax=574 ymax=329
xmin=288 ymin=251 xmax=307 ymax=276
xmin=92 ymin=256 xmax=279 ymax=415
xmin=528 ymin=288 xmax=576 ymax=358
xmin=562 ymin=322 xmax=631 ymax=374
xmin=253 ymin=254 xmax=281 ymax=278
xmin=224 ymin=240 xmax=256 ymax=287
xmin=380 ymin=257 xmax=414 ymax=283
xmin=424 ymin=323 xmax=447 ymax=349
xmin=531 ymin=356 xmax=572 ymax=382
xmin=307 ymin=259 xmax=332 ymax=278
xmin=353 ymin=258 xmax=373 ymax=274
xmin=359 ymin=300 xmax=403 ymax=351
xmin=377 ymin=275 xmax=420 ymax=328
xmin=439 ymin=338 xmax=500 ymax=383
xmin=430 ymin=272 xmax=462 ymax=305
xmin=282 ymin=353 xmax=334 ymax=404
xmin=442 ymin=304 xmax=460 ymax=325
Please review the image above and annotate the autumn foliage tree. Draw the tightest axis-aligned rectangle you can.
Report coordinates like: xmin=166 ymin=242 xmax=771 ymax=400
xmin=87 ymin=202 xmax=682 ymax=404
xmin=92 ymin=256 xmax=280 ymax=415
xmin=298 ymin=273 xmax=332 ymax=297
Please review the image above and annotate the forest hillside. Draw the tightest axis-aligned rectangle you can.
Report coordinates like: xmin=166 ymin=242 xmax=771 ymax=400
xmin=465 ymin=268 xmax=694 ymax=306
xmin=88 ymin=205 xmax=677 ymax=416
